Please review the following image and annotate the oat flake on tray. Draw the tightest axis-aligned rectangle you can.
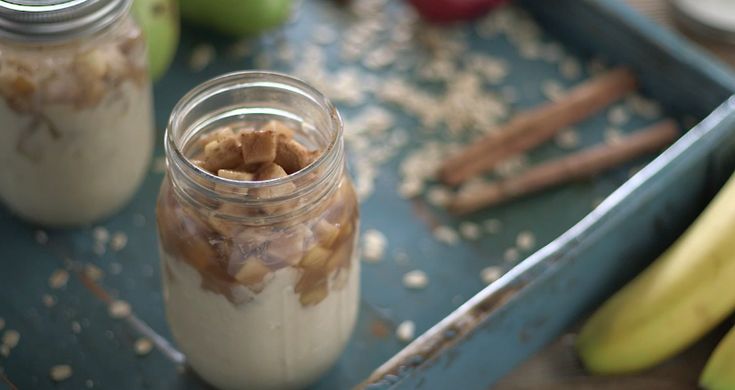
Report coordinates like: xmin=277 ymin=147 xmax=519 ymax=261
xmin=266 ymin=4 xmax=549 ymax=290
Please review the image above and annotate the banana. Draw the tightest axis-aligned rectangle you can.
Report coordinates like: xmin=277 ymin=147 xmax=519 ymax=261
xmin=701 ymin=324 xmax=735 ymax=390
xmin=576 ymin=171 xmax=735 ymax=374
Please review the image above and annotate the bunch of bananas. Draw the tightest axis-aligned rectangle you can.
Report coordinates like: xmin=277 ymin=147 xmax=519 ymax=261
xmin=576 ymin=171 xmax=735 ymax=389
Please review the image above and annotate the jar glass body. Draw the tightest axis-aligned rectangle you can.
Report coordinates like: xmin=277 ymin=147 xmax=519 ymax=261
xmin=0 ymin=13 xmax=154 ymax=226
xmin=156 ymin=72 xmax=360 ymax=390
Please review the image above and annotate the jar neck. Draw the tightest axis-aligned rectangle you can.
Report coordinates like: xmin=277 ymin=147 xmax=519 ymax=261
xmin=0 ymin=0 xmax=132 ymax=44
xmin=0 ymin=14 xmax=134 ymax=53
xmin=165 ymin=71 xmax=346 ymax=226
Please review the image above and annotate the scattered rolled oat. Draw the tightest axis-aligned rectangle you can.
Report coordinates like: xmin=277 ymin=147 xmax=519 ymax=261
xmin=92 ymin=226 xmax=109 ymax=244
xmin=49 ymin=269 xmax=69 ymax=289
xmin=362 ymin=229 xmax=387 ymax=263
xmin=84 ymin=264 xmax=104 ymax=281
xmin=50 ymin=364 xmax=73 ymax=382
xmin=494 ymin=155 xmax=528 ymax=178
xmin=519 ymin=42 xmax=541 ymax=59
xmin=554 ymin=128 xmax=579 ymax=149
xmin=483 ymin=219 xmax=503 ymax=234
xmin=466 ymin=54 xmax=508 ymax=84
xmin=396 ymin=142 xmax=456 ymax=203
xmin=42 ymin=294 xmax=56 ymax=308
xmin=607 ymin=106 xmax=630 ymax=126
xmin=108 ymin=300 xmax=131 ymax=319
xmin=363 ymin=46 xmax=397 ymax=70
xmin=541 ymin=79 xmax=565 ymax=102
xmin=559 ymin=57 xmax=581 ymax=80
xmin=189 ymin=44 xmax=215 ymax=72
xmin=604 ymin=127 xmax=624 ymax=146
xmin=503 ymin=248 xmax=519 ymax=263
xmin=627 ymin=94 xmax=662 ymax=119
xmin=426 ymin=186 xmax=452 ymax=207
xmin=433 ymin=225 xmax=459 ymax=246
xmin=109 ymin=232 xmax=128 ymax=252
xmin=71 ymin=321 xmax=82 ymax=334
xmin=2 ymin=329 xmax=20 ymax=348
xmin=134 ymin=338 xmax=153 ymax=356
xmin=459 ymin=222 xmax=481 ymax=240
xmin=34 ymin=230 xmax=48 ymax=245
xmin=377 ymin=71 xmax=508 ymax=134
xmin=516 ymin=231 xmax=536 ymax=251
xmin=403 ymin=270 xmax=429 ymax=290
xmin=85 ymin=379 xmax=95 ymax=388
xmin=480 ymin=266 xmax=503 ymax=284
xmin=395 ymin=320 xmax=416 ymax=342
xmin=398 ymin=179 xmax=424 ymax=199
xmin=0 ymin=344 xmax=9 ymax=357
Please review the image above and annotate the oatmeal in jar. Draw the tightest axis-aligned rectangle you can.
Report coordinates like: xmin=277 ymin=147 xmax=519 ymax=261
xmin=0 ymin=0 xmax=154 ymax=225
xmin=157 ymin=72 xmax=359 ymax=390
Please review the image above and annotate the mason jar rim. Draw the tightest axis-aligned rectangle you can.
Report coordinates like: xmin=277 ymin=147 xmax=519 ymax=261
xmin=164 ymin=71 xmax=346 ymax=224
xmin=0 ymin=0 xmax=131 ymax=43
xmin=166 ymin=70 xmax=343 ymax=190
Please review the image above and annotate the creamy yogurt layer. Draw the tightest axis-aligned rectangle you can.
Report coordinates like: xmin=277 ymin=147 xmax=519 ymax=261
xmin=163 ymin=253 xmax=359 ymax=390
xmin=0 ymin=82 xmax=153 ymax=225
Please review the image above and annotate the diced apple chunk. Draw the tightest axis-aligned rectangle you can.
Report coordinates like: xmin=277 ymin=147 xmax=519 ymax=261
xmin=235 ymin=257 xmax=271 ymax=286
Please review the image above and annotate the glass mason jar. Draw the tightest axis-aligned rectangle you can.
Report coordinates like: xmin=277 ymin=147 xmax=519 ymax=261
xmin=0 ymin=0 xmax=154 ymax=226
xmin=157 ymin=72 xmax=360 ymax=390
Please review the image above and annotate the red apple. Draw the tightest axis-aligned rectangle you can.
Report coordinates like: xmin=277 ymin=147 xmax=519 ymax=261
xmin=408 ymin=0 xmax=508 ymax=23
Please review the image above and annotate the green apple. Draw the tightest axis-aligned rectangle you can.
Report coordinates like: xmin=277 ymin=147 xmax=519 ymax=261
xmin=132 ymin=0 xmax=180 ymax=81
xmin=180 ymin=0 xmax=291 ymax=37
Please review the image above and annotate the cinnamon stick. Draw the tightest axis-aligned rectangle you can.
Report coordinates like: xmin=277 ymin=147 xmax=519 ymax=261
xmin=448 ymin=120 xmax=679 ymax=215
xmin=439 ymin=67 xmax=638 ymax=186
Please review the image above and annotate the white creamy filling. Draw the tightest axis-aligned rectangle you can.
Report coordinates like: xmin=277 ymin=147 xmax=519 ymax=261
xmin=0 ymin=82 xmax=154 ymax=226
xmin=163 ymin=254 xmax=359 ymax=390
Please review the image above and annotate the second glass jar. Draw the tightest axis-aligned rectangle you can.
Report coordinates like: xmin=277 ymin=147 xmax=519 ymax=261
xmin=157 ymin=71 xmax=360 ymax=390
xmin=0 ymin=0 xmax=154 ymax=226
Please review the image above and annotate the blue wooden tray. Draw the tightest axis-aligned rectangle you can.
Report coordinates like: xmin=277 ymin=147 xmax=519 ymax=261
xmin=1 ymin=1 xmax=735 ymax=389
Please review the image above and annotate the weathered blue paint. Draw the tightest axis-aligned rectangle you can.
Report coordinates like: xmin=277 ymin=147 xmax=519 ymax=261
xmin=366 ymin=97 xmax=735 ymax=389
xmin=364 ymin=0 xmax=735 ymax=387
